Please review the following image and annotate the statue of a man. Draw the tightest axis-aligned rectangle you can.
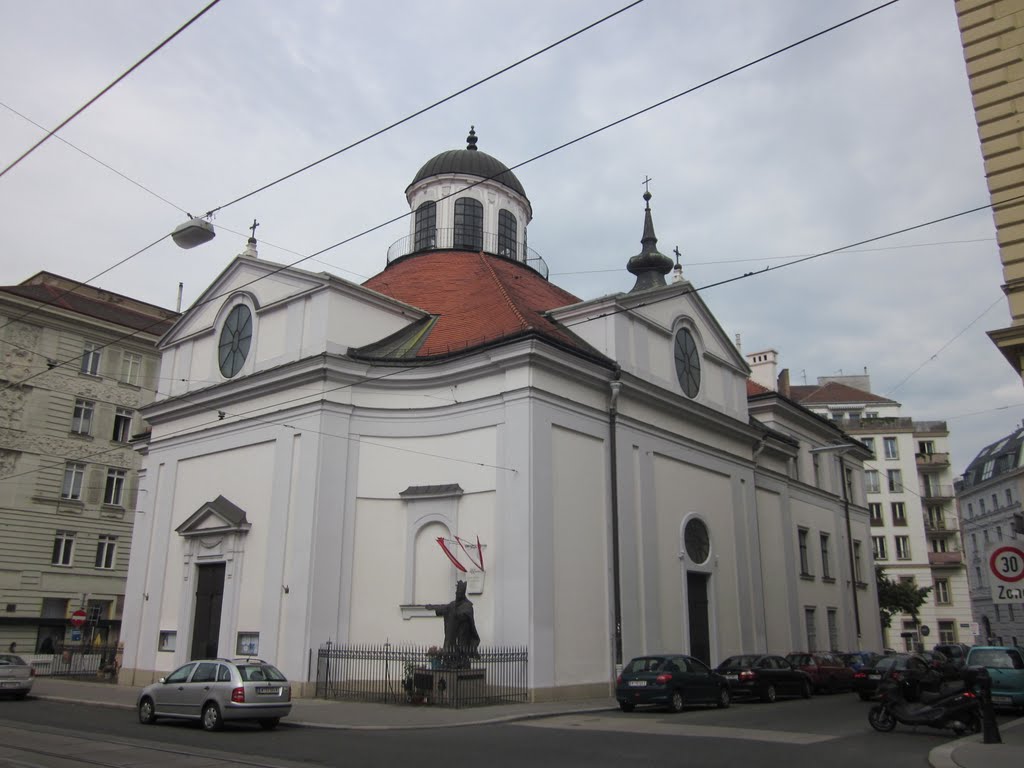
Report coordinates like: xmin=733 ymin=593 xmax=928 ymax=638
xmin=426 ymin=580 xmax=480 ymax=658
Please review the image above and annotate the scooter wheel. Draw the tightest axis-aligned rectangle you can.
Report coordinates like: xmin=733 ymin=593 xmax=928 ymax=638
xmin=952 ymin=713 xmax=981 ymax=736
xmin=868 ymin=705 xmax=897 ymax=732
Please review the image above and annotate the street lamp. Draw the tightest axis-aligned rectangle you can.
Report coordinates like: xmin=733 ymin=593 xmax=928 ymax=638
xmin=170 ymin=216 xmax=216 ymax=249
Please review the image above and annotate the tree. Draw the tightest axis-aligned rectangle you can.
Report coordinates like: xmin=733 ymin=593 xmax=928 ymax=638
xmin=875 ymin=567 xmax=931 ymax=629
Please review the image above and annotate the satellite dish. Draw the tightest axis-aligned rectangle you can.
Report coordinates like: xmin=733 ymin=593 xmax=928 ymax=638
xmin=171 ymin=217 xmax=216 ymax=249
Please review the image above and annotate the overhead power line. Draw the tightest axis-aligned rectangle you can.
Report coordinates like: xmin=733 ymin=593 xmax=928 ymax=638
xmin=0 ymin=0 xmax=223 ymax=180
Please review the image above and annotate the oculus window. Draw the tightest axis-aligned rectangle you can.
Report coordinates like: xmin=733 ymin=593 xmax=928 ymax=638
xmin=218 ymin=304 xmax=252 ymax=378
xmin=673 ymin=328 xmax=701 ymax=398
xmin=453 ymin=197 xmax=483 ymax=251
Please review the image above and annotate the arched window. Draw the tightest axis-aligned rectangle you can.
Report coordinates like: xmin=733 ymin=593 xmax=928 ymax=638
xmin=414 ymin=201 xmax=436 ymax=251
xmin=497 ymin=209 xmax=517 ymax=258
xmin=454 ymin=198 xmax=483 ymax=251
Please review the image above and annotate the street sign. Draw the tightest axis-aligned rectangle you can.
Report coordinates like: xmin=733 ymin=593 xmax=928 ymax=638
xmin=69 ymin=609 xmax=87 ymax=628
xmin=988 ymin=544 xmax=1024 ymax=603
xmin=920 ymin=625 xmax=930 ymax=637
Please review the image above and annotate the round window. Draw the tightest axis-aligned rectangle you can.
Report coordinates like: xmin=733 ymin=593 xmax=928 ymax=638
xmin=674 ymin=328 xmax=701 ymax=398
xmin=684 ymin=518 xmax=710 ymax=565
xmin=218 ymin=304 xmax=252 ymax=378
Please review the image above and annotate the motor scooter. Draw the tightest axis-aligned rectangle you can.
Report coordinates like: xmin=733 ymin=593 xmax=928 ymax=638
xmin=867 ymin=676 xmax=981 ymax=735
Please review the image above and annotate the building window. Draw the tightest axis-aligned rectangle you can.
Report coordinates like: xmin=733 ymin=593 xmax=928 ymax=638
xmin=812 ymin=452 xmax=821 ymax=487
xmin=497 ymin=209 xmax=517 ymax=258
xmin=61 ymin=462 xmax=85 ymax=500
xmin=853 ymin=540 xmax=863 ymax=583
xmin=887 ymin=469 xmax=903 ymax=493
xmin=1007 ymin=489 xmax=1014 ymax=506
xmin=413 ymin=201 xmax=436 ymax=251
xmin=891 ymin=502 xmax=907 ymax=526
xmin=112 ymin=408 xmax=132 ymax=443
xmin=158 ymin=631 xmax=176 ymax=652
xmin=927 ymin=506 xmax=944 ymax=529
xmin=967 ymin=502 xmax=974 ymax=518
xmin=902 ymin=619 xmax=917 ymax=652
xmin=71 ymin=399 xmax=94 ymax=435
xmin=938 ymin=620 xmax=955 ymax=644
xmin=932 ymin=537 xmax=949 ymax=553
xmin=820 ymin=533 xmax=832 ymax=580
xmin=453 ymin=197 xmax=483 ymax=251
xmin=895 ymin=535 xmax=911 ymax=560
xmin=81 ymin=341 xmax=101 ymax=376
xmin=869 ymin=503 xmax=883 ymax=525
xmin=236 ymin=632 xmax=260 ymax=656
xmin=805 ymin=607 xmax=817 ymax=652
xmin=103 ymin=469 xmax=125 ymax=506
xmin=798 ymin=528 xmax=811 ymax=576
xmin=865 ymin=470 xmax=880 ymax=494
xmin=981 ymin=459 xmax=995 ymax=481
xmin=121 ymin=351 xmax=142 ymax=386
xmin=997 ymin=525 xmax=1003 ymax=541
xmin=94 ymin=535 xmax=117 ymax=569
xmin=883 ymin=437 xmax=898 ymax=459
xmin=51 ymin=531 xmax=75 ymax=566
xmin=872 ymin=536 xmax=887 ymax=560
xmin=918 ymin=440 xmax=935 ymax=455
xmin=980 ymin=498 xmax=987 ymax=514
xmin=862 ymin=437 xmax=875 ymax=455
xmin=935 ymin=578 xmax=950 ymax=604
xmin=984 ymin=528 xmax=990 ymax=544
xmin=827 ymin=608 xmax=839 ymax=651
xmin=1014 ymin=513 xmax=1024 ymax=537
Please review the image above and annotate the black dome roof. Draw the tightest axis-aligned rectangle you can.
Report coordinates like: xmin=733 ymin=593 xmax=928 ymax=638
xmin=407 ymin=128 xmax=526 ymax=198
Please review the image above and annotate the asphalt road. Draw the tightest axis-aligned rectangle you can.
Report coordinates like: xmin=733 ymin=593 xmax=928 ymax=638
xmin=0 ymin=692 xmax=1001 ymax=768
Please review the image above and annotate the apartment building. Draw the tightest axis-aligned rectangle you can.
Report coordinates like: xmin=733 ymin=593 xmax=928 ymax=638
xmin=748 ymin=352 xmax=974 ymax=649
xmin=956 ymin=426 xmax=1024 ymax=646
xmin=0 ymin=272 xmax=176 ymax=652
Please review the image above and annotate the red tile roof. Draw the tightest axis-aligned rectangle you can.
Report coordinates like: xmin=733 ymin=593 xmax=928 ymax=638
xmin=790 ymin=381 xmax=896 ymax=405
xmin=361 ymin=251 xmax=600 ymax=359
xmin=746 ymin=379 xmax=771 ymax=396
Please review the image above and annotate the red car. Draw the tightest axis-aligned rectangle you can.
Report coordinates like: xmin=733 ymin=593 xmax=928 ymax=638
xmin=785 ymin=652 xmax=854 ymax=693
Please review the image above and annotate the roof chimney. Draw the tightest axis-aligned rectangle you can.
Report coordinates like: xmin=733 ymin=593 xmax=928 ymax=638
xmin=778 ymin=368 xmax=791 ymax=398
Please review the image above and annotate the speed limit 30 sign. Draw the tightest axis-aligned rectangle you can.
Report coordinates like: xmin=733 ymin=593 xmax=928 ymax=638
xmin=988 ymin=545 xmax=1024 ymax=603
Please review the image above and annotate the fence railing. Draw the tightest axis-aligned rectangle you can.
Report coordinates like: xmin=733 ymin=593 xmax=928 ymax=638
xmin=315 ymin=642 xmax=528 ymax=708
xmin=386 ymin=229 xmax=549 ymax=279
xmin=26 ymin=643 xmax=122 ymax=682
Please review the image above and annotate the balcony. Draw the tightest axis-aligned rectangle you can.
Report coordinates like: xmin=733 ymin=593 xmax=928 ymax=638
xmin=928 ymin=551 xmax=964 ymax=566
xmin=916 ymin=452 xmax=950 ymax=468
xmin=925 ymin=517 xmax=958 ymax=534
xmin=386 ymin=228 xmax=549 ymax=279
xmin=920 ymin=484 xmax=954 ymax=501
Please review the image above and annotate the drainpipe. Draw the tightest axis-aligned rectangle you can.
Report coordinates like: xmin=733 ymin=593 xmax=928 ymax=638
xmin=751 ymin=435 xmax=770 ymax=651
xmin=839 ymin=454 xmax=863 ymax=641
xmin=608 ymin=370 xmax=623 ymax=666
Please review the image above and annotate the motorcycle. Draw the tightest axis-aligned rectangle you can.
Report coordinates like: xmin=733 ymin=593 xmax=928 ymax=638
xmin=868 ymin=676 xmax=981 ymax=735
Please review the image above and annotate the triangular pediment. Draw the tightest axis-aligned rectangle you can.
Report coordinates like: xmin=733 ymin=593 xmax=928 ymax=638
xmin=176 ymin=494 xmax=251 ymax=537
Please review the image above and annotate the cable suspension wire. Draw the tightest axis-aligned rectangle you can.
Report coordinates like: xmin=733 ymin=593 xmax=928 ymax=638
xmin=0 ymin=0 xmax=223 ymax=180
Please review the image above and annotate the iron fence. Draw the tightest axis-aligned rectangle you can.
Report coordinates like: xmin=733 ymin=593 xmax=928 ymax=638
xmin=315 ymin=642 xmax=528 ymax=708
xmin=26 ymin=642 xmax=122 ymax=682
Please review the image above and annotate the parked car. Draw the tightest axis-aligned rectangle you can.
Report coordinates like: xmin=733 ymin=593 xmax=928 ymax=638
xmin=852 ymin=653 xmax=939 ymax=702
xmin=785 ymin=652 xmax=854 ymax=693
xmin=616 ymin=654 xmax=731 ymax=712
xmin=0 ymin=653 xmax=34 ymax=699
xmin=964 ymin=646 xmax=1024 ymax=711
xmin=715 ymin=654 xmax=812 ymax=702
xmin=918 ymin=649 xmax=958 ymax=677
xmin=933 ymin=643 xmax=972 ymax=670
xmin=137 ymin=658 xmax=291 ymax=730
xmin=838 ymin=651 xmax=880 ymax=672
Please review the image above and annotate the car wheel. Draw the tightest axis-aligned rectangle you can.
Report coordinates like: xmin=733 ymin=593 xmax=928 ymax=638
xmin=761 ymin=684 xmax=777 ymax=703
xmin=717 ymin=686 xmax=731 ymax=709
xmin=868 ymin=705 xmax=897 ymax=732
xmin=669 ymin=690 xmax=685 ymax=713
xmin=201 ymin=702 xmax=223 ymax=731
xmin=618 ymin=701 xmax=635 ymax=713
xmin=138 ymin=697 xmax=157 ymax=725
xmin=258 ymin=718 xmax=280 ymax=730
xmin=801 ymin=680 xmax=812 ymax=699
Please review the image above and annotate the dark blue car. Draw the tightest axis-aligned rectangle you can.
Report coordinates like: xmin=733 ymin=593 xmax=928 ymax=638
xmin=616 ymin=654 xmax=731 ymax=712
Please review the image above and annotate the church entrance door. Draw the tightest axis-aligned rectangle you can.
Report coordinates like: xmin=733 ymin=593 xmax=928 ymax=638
xmin=687 ymin=572 xmax=710 ymax=667
xmin=190 ymin=563 xmax=225 ymax=660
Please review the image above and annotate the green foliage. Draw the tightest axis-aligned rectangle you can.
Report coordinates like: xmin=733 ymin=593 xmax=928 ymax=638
xmin=875 ymin=567 xmax=931 ymax=629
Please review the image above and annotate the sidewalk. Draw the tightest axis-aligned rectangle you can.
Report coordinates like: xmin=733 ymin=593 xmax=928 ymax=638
xmin=929 ymin=715 xmax=1024 ymax=768
xmin=29 ymin=677 xmax=617 ymax=730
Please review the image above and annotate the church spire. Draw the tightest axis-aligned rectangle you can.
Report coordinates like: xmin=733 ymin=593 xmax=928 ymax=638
xmin=626 ymin=184 xmax=673 ymax=292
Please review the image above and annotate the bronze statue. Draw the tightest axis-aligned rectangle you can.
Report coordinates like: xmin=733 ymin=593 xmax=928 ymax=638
xmin=426 ymin=580 xmax=480 ymax=664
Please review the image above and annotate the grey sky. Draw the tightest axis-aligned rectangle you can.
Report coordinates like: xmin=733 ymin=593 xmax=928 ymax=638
xmin=0 ymin=0 xmax=1017 ymax=473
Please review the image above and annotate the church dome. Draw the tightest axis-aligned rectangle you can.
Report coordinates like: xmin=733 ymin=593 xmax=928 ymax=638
xmin=406 ymin=127 xmax=526 ymax=198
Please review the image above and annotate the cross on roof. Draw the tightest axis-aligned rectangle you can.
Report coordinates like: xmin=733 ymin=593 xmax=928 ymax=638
xmin=642 ymin=176 xmax=653 ymax=194
xmin=249 ymin=219 xmax=260 ymax=239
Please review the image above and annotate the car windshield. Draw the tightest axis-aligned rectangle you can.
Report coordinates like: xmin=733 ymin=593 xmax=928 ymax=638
xmin=236 ymin=663 xmax=287 ymax=682
xmin=623 ymin=657 xmax=666 ymax=674
xmin=718 ymin=655 xmax=760 ymax=670
xmin=787 ymin=654 xmax=813 ymax=665
xmin=970 ymin=649 xmax=1024 ymax=670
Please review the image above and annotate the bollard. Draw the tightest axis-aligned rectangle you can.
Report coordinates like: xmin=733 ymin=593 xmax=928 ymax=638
xmin=964 ymin=666 xmax=1001 ymax=744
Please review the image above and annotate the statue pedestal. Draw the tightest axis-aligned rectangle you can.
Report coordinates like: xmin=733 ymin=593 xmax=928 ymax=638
xmin=412 ymin=667 xmax=486 ymax=706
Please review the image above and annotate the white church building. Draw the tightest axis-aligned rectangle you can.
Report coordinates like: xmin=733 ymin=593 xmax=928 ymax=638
xmin=120 ymin=129 xmax=882 ymax=698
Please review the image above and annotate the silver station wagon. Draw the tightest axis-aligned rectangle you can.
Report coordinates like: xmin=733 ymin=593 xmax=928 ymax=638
xmin=137 ymin=658 xmax=291 ymax=730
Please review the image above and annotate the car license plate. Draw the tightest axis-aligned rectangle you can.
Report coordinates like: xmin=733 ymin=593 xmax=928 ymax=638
xmin=0 ymin=681 xmax=20 ymax=687
xmin=868 ymin=674 xmax=880 ymax=680
xmin=256 ymin=686 xmax=281 ymax=695
xmin=725 ymin=674 xmax=737 ymax=680
xmin=628 ymin=680 xmax=646 ymax=687
xmin=991 ymin=695 xmax=1011 ymax=705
